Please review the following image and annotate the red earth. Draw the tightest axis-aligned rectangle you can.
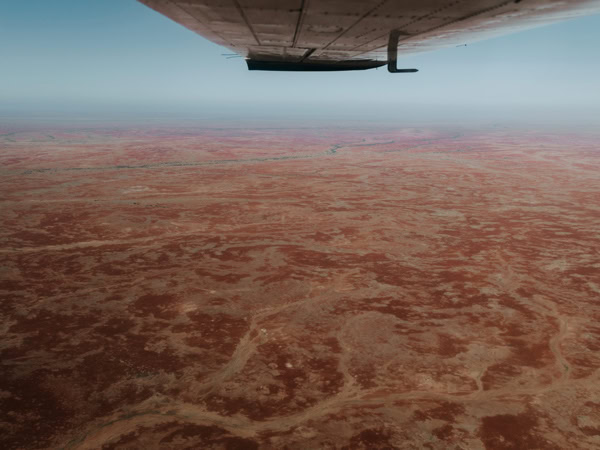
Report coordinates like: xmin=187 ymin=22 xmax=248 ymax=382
xmin=1 ymin=122 xmax=599 ymax=449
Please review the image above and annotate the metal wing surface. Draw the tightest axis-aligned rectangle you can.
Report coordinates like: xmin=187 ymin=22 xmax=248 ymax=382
xmin=138 ymin=0 xmax=600 ymax=71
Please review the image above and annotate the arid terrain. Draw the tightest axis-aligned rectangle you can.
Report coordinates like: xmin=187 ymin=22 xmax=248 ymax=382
xmin=1 ymin=122 xmax=599 ymax=449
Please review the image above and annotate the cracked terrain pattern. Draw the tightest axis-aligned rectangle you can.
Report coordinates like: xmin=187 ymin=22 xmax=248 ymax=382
xmin=1 ymin=122 xmax=600 ymax=449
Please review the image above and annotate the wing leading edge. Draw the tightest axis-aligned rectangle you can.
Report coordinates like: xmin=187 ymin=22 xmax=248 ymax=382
xmin=138 ymin=0 xmax=600 ymax=72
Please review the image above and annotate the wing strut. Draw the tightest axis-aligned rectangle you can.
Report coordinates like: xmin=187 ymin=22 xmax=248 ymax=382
xmin=387 ymin=30 xmax=418 ymax=73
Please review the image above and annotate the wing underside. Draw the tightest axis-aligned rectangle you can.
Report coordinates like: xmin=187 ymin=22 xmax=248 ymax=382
xmin=138 ymin=0 xmax=600 ymax=71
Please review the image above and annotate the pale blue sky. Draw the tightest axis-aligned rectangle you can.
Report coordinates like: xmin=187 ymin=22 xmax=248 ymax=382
xmin=1 ymin=0 xmax=600 ymax=118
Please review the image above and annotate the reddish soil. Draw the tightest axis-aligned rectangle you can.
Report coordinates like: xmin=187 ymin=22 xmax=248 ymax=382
xmin=1 ymin=123 xmax=599 ymax=449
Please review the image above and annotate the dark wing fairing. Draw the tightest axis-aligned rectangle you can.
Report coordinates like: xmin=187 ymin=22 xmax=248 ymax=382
xmin=246 ymin=59 xmax=386 ymax=71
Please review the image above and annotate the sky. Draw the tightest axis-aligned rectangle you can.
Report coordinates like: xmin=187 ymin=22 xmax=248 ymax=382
xmin=1 ymin=0 xmax=600 ymax=120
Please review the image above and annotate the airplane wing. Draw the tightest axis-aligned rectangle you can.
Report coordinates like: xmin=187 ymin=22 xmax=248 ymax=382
xmin=138 ymin=0 xmax=600 ymax=72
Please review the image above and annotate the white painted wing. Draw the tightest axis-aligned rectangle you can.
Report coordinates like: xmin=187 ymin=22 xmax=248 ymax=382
xmin=138 ymin=0 xmax=600 ymax=71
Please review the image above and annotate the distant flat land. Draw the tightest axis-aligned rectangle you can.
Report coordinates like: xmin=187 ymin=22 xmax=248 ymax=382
xmin=1 ymin=123 xmax=599 ymax=449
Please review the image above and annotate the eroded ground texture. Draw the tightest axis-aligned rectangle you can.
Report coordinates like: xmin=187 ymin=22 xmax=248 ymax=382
xmin=1 ymin=122 xmax=600 ymax=449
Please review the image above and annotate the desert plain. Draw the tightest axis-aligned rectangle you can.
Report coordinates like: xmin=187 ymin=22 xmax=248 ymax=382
xmin=1 ymin=121 xmax=599 ymax=449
